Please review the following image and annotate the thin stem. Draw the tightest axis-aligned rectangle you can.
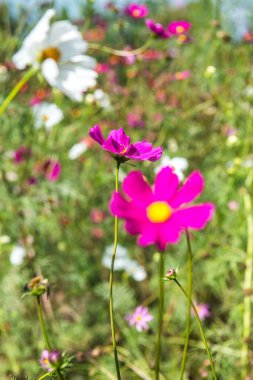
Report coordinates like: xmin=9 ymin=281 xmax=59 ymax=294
xmin=155 ymin=251 xmax=165 ymax=380
xmin=0 ymin=67 xmax=37 ymax=116
xmin=88 ymin=39 xmax=152 ymax=57
xmin=109 ymin=160 xmax=121 ymax=380
xmin=241 ymin=191 xmax=253 ymax=378
xmin=173 ymin=280 xmax=218 ymax=380
xmin=38 ymin=372 xmax=55 ymax=380
xmin=36 ymin=297 xmax=64 ymax=380
xmin=179 ymin=231 xmax=193 ymax=379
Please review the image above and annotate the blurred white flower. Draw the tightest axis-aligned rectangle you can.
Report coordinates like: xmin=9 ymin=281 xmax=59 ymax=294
xmin=33 ymin=102 xmax=63 ymax=129
xmin=0 ymin=235 xmax=11 ymax=245
xmin=154 ymin=156 xmax=188 ymax=181
xmin=12 ymin=9 xmax=97 ymax=101
xmin=68 ymin=140 xmax=89 ymax=160
xmin=10 ymin=245 xmax=26 ymax=266
xmin=204 ymin=65 xmax=216 ymax=78
xmin=85 ymin=89 xmax=111 ymax=109
xmin=102 ymin=244 xmax=146 ymax=281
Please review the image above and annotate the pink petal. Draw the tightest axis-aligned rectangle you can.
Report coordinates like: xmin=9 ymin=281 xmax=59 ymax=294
xmin=156 ymin=220 xmax=181 ymax=250
xmin=89 ymin=125 xmax=105 ymax=145
xmin=107 ymin=128 xmax=130 ymax=147
xmin=172 ymin=203 xmax=215 ymax=230
xmin=137 ymin=223 xmax=158 ymax=247
xmin=122 ymin=171 xmax=153 ymax=204
xmin=170 ymin=171 xmax=204 ymax=208
xmin=154 ymin=167 xmax=179 ymax=201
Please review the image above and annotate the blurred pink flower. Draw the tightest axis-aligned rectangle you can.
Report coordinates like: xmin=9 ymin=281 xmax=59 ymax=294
xmin=173 ymin=70 xmax=191 ymax=81
xmin=91 ymin=208 xmax=106 ymax=223
xmin=110 ymin=167 xmax=215 ymax=251
xmin=167 ymin=20 xmax=191 ymax=35
xmin=44 ymin=160 xmax=61 ymax=182
xmin=89 ymin=125 xmax=162 ymax=162
xmin=227 ymin=200 xmax=239 ymax=211
xmin=125 ymin=4 xmax=149 ymax=19
xmin=13 ymin=146 xmax=31 ymax=163
xmin=145 ymin=19 xmax=171 ymax=39
xmin=40 ymin=349 xmax=61 ymax=372
xmin=193 ymin=303 xmax=210 ymax=320
xmin=126 ymin=306 xmax=153 ymax=332
xmin=95 ymin=63 xmax=110 ymax=73
xmin=127 ymin=112 xmax=144 ymax=128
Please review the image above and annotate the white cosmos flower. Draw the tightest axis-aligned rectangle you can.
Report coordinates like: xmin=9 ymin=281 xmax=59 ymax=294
xmin=102 ymin=244 xmax=147 ymax=281
xmin=85 ymin=89 xmax=111 ymax=109
xmin=33 ymin=102 xmax=63 ymax=129
xmin=10 ymin=245 xmax=26 ymax=266
xmin=12 ymin=9 xmax=98 ymax=101
xmin=154 ymin=155 xmax=188 ymax=181
xmin=68 ymin=140 xmax=89 ymax=160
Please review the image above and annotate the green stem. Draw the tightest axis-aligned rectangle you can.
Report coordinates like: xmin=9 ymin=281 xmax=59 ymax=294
xmin=109 ymin=160 xmax=121 ymax=380
xmin=36 ymin=297 xmax=64 ymax=380
xmin=179 ymin=231 xmax=193 ymax=379
xmin=173 ymin=280 xmax=217 ymax=380
xmin=88 ymin=39 xmax=152 ymax=57
xmin=0 ymin=66 xmax=37 ymax=116
xmin=241 ymin=191 xmax=253 ymax=378
xmin=155 ymin=251 xmax=165 ymax=380
xmin=38 ymin=371 xmax=55 ymax=380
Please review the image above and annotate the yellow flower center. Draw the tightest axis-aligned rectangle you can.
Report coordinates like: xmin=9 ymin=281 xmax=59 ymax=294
xmin=40 ymin=47 xmax=61 ymax=63
xmin=147 ymin=201 xmax=172 ymax=223
xmin=41 ymin=114 xmax=49 ymax=122
xmin=176 ymin=25 xmax=185 ymax=34
xmin=178 ymin=34 xmax=187 ymax=42
xmin=136 ymin=315 xmax=142 ymax=321
xmin=119 ymin=146 xmax=128 ymax=155
xmin=132 ymin=9 xmax=141 ymax=17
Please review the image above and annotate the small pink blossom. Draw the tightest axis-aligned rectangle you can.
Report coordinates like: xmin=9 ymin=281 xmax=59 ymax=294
xmin=167 ymin=20 xmax=191 ymax=35
xmin=95 ymin=63 xmax=110 ymax=74
xmin=173 ymin=70 xmax=191 ymax=81
xmin=110 ymin=167 xmax=215 ymax=251
xmin=89 ymin=125 xmax=162 ymax=162
xmin=193 ymin=303 xmax=210 ymax=320
xmin=13 ymin=146 xmax=31 ymax=163
xmin=145 ymin=19 xmax=171 ymax=39
xmin=127 ymin=112 xmax=144 ymax=128
xmin=44 ymin=160 xmax=61 ymax=182
xmin=91 ymin=208 xmax=106 ymax=223
xmin=40 ymin=349 xmax=61 ymax=372
xmin=126 ymin=306 xmax=153 ymax=332
xmin=125 ymin=4 xmax=149 ymax=19
xmin=227 ymin=200 xmax=239 ymax=211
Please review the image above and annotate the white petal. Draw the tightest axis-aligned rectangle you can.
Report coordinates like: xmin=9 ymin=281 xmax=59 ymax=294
xmin=33 ymin=102 xmax=63 ymax=129
xmin=68 ymin=142 xmax=88 ymax=160
xmin=10 ymin=245 xmax=26 ymax=266
xmin=170 ymin=157 xmax=189 ymax=170
xmin=12 ymin=9 xmax=55 ymax=69
xmin=41 ymin=58 xmax=59 ymax=85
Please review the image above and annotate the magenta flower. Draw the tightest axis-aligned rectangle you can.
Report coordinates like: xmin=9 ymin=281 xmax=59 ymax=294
xmin=126 ymin=306 xmax=153 ymax=332
xmin=13 ymin=146 xmax=31 ymax=163
xmin=40 ymin=349 xmax=61 ymax=372
xmin=167 ymin=20 xmax=191 ymax=35
xmin=173 ymin=70 xmax=191 ymax=81
xmin=110 ymin=167 xmax=215 ymax=251
xmin=145 ymin=19 xmax=171 ymax=39
xmin=127 ymin=112 xmax=144 ymax=128
xmin=89 ymin=125 xmax=162 ymax=162
xmin=44 ymin=159 xmax=61 ymax=182
xmin=125 ymin=4 xmax=149 ymax=19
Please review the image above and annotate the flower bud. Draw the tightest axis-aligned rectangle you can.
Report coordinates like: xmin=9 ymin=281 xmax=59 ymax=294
xmin=23 ymin=275 xmax=49 ymax=297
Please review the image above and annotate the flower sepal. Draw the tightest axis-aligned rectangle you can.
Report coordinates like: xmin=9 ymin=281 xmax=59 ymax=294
xmin=163 ymin=267 xmax=179 ymax=281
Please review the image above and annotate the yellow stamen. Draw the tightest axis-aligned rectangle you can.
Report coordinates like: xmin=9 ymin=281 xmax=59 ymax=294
xmin=136 ymin=316 xmax=142 ymax=321
xmin=40 ymin=47 xmax=61 ymax=63
xmin=176 ymin=25 xmax=185 ymax=34
xmin=41 ymin=114 xmax=49 ymax=122
xmin=132 ymin=9 xmax=141 ymax=17
xmin=147 ymin=201 xmax=172 ymax=223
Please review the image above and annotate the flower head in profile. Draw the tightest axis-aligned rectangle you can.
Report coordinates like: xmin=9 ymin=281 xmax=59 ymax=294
xmin=43 ymin=159 xmax=61 ymax=182
xmin=40 ymin=349 xmax=61 ymax=372
xmin=145 ymin=19 xmax=171 ymax=39
xmin=89 ymin=125 xmax=162 ymax=163
xmin=110 ymin=167 xmax=215 ymax=251
xmin=126 ymin=306 xmax=153 ymax=332
xmin=125 ymin=4 xmax=149 ymax=19
xmin=193 ymin=303 xmax=210 ymax=320
xmin=12 ymin=9 xmax=97 ymax=101
xmin=167 ymin=20 xmax=191 ymax=35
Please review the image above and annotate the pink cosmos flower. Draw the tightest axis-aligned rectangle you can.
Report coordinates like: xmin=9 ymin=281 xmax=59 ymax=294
xmin=173 ymin=70 xmax=191 ymax=81
xmin=125 ymin=4 xmax=149 ymax=19
xmin=167 ymin=20 xmax=191 ymax=35
xmin=43 ymin=160 xmax=61 ymax=182
xmin=126 ymin=306 xmax=153 ymax=332
xmin=110 ymin=167 xmax=215 ymax=251
xmin=89 ymin=125 xmax=162 ymax=162
xmin=13 ymin=146 xmax=31 ymax=163
xmin=145 ymin=19 xmax=171 ymax=39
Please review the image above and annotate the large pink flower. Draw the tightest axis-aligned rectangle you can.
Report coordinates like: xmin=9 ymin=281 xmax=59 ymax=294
xmin=125 ymin=4 xmax=149 ymax=19
xmin=89 ymin=125 xmax=162 ymax=162
xmin=167 ymin=20 xmax=191 ymax=35
xmin=110 ymin=167 xmax=215 ymax=251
